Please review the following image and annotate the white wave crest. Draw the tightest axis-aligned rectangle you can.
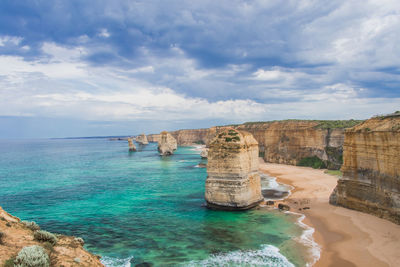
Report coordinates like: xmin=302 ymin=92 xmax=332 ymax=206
xmin=184 ymin=244 xmax=295 ymax=267
xmin=101 ymin=256 xmax=133 ymax=267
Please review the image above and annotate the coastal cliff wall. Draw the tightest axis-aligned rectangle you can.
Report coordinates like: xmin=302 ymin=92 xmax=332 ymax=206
xmin=147 ymin=120 xmax=361 ymax=169
xmin=235 ymin=121 xmax=359 ymax=169
xmin=330 ymin=114 xmax=400 ymax=224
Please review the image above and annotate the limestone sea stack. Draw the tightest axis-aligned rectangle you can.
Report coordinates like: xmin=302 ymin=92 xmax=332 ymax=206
xmin=330 ymin=112 xmax=400 ymax=224
xmin=136 ymin=133 xmax=149 ymax=145
xmin=127 ymin=138 xmax=136 ymax=151
xmin=205 ymin=128 xmax=263 ymax=210
xmin=158 ymin=131 xmax=178 ymax=156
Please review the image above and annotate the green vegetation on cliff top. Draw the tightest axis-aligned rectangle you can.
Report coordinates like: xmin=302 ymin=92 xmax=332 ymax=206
xmin=241 ymin=119 xmax=363 ymax=129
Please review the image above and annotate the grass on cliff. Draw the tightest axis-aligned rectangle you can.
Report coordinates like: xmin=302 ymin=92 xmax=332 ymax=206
xmin=297 ymin=156 xmax=327 ymax=169
xmin=241 ymin=119 xmax=363 ymax=129
xmin=324 ymin=170 xmax=343 ymax=177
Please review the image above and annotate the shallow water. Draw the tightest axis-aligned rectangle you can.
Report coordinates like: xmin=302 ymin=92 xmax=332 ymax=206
xmin=0 ymin=139 xmax=310 ymax=266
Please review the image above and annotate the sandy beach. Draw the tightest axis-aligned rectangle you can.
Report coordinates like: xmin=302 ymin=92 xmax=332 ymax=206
xmin=259 ymin=160 xmax=400 ymax=267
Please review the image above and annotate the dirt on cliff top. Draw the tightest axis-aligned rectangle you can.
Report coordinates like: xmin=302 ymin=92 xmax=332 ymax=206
xmin=348 ymin=114 xmax=400 ymax=132
xmin=0 ymin=206 xmax=104 ymax=267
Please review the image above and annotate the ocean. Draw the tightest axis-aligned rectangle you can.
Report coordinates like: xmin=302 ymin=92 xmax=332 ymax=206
xmin=0 ymin=138 xmax=315 ymax=266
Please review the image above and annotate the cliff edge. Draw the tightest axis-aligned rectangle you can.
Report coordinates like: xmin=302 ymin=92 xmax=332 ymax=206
xmin=330 ymin=112 xmax=400 ymax=224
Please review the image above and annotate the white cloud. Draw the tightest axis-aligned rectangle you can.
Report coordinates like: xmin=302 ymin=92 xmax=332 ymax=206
xmin=98 ymin=28 xmax=111 ymax=38
xmin=0 ymin=35 xmax=23 ymax=46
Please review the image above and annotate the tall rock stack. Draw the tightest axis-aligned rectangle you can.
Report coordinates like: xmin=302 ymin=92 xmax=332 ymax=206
xmin=205 ymin=128 xmax=263 ymax=210
xmin=330 ymin=113 xmax=400 ymax=224
xmin=127 ymin=138 xmax=136 ymax=151
xmin=158 ymin=131 xmax=178 ymax=156
xmin=136 ymin=133 xmax=149 ymax=145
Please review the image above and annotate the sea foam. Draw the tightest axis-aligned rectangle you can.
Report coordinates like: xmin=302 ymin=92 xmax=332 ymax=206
xmin=184 ymin=244 xmax=295 ymax=267
xmin=100 ymin=256 xmax=133 ymax=267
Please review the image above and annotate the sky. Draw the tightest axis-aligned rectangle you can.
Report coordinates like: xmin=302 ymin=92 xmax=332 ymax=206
xmin=0 ymin=0 xmax=399 ymax=138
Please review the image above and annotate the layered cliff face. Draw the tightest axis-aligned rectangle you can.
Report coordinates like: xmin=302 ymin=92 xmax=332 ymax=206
xmin=147 ymin=134 xmax=161 ymax=143
xmin=169 ymin=128 xmax=219 ymax=146
xmin=0 ymin=207 xmax=103 ymax=267
xmin=205 ymin=128 xmax=263 ymax=210
xmin=236 ymin=121 xmax=360 ymax=169
xmin=147 ymin=120 xmax=361 ymax=169
xmin=136 ymin=133 xmax=149 ymax=145
xmin=158 ymin=131 xmax=178 ymax=156
xmin=330 ymin=114 xmax=400 ymax=224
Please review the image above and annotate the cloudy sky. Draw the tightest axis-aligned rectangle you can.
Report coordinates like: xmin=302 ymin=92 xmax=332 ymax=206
xmin=0 ymin=0 xmax=399 ymax=138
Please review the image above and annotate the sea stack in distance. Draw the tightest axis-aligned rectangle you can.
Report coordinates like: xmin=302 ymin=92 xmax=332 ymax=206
xmin=127 ymin=138 xmax=136 ymax=151
xmin=330 ymin=112 xmax=400 ymax=224
xmin=158 ymin=131 xmax=178 ymax=156
xmin=205 ymin=128 xmax=263 ymax=210
xmin=136 ymin=133 xmax=149 ymax=145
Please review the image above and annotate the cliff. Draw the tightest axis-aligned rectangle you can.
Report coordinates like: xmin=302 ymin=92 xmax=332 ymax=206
xmin=205 ymin=128 xmax=263 ymax=210
xmin=147 ymin=120 xmax=361 ymax=169
xmin=0 ymin=206 xmax=103 ymax=267
xmin=158 ymin=131 xmax=178 ymax=156
xmin=147 ymin=134 xmax=161 ymax=143
xmin=330 ymin=113 xmax=400 ymax=224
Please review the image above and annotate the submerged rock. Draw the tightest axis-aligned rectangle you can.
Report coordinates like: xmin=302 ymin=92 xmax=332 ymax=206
xmin=136 ymin=133 xmax=149 ymax=145
xmin=205 ymin=128 xmax=263 ymax=210
xmin=128 ymin=138 xmax=136 ymax=152
xmin=158 ymin=131 xmax=177 ymax=156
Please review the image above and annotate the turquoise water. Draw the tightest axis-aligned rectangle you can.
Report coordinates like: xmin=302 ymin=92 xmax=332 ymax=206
xmin=0 ymin=139 xmax=309 ymax=266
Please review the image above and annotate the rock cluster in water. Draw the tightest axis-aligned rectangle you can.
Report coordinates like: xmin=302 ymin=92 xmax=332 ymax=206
xmin=127 ymin=138 xmax=136 ymax=151
xmin=158 ymin=131 xmax=177 ymax=156
xmin=136 ymin=133 xmax=149 ymax=145
xmin=205 ymin=128 xmax=263 ymax=210
xmin=330 ymin=113 xmax=400 ymax=224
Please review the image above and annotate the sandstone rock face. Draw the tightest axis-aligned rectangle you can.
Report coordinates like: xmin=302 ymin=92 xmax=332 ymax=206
xmin=158 ymin=131 xmax=178 ymax=156
xmin=330 ymin=114 xmax=400 ymax=224
xmin=148 ymin=120 xmax=361 ymax=169
xmin=147 ymin=134 xmax=161 ymax=143
xmin=200 ymin=148 xmax=208 ymax=158
xmin=237 ymin=121 xmax=348 ymax=169
xmin=205 ymin=128 xmax=263 ymax=210
xmin=136 ymin=133 xmax=149 ymax=145
xmin=127 ymin=138 xmax=136 ymax=151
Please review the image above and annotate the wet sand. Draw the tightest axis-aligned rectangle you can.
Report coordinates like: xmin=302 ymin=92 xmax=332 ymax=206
xmin=259 ymin=161 xmax=400 ymax=267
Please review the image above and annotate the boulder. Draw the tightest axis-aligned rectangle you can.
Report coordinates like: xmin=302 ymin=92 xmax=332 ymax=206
xmin=200 ymin=148 xmax=208 ymax=158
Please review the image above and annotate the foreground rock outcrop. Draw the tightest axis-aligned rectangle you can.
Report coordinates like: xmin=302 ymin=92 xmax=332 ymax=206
xmin=136 ymin=133 xmax=149 ymax=145
xmin=0 ymin=207 xmax=103 ymax=267
xmin=205 ymin=128 xmax=263 ymax=210
xmin=127 ymin=138 xmax=136 ymax=151
xmin=330 ymin=113 xmax=400 ymax=224
xmin=158 ymin=131 xmax=178 ymax=156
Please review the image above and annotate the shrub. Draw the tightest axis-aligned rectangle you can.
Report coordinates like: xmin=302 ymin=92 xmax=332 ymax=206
xmin=14 ymin=245 xmax=50 ymax=267
xmin=22 ymin=221 xmax=40 ymax=231
xmin=3 ymin=257 xmax=15 ymax=267
xmin=297 ymin=156 xmax=327 ymax=169
xmin=34 ymin=230 xmax=57 ymax=246
xmin=0 ymin=231 xmax=4 ymax=244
